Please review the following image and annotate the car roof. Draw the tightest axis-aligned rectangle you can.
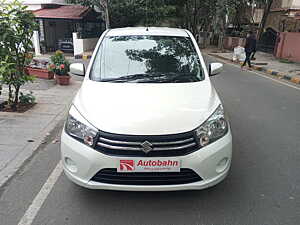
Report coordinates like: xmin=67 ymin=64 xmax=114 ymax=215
xmin=106 ymin=27 xmax=190 ymax=37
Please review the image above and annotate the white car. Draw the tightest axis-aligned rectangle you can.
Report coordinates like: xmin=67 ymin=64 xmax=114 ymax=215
xmin=61 ymin=27 xmax=232 ymax=191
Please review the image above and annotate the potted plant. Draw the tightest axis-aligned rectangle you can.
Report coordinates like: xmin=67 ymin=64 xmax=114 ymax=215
xmin=49 ymin=50 xmax=71 ymax=85
xmin=26 ymin=57 xmax=54 ymax=79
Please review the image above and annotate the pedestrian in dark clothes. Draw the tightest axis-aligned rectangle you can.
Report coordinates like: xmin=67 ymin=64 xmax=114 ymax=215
xmin=241 ymin=31 xmax=257 ymax=70
xmin=251 ymin=49 xmax=256 ymax=60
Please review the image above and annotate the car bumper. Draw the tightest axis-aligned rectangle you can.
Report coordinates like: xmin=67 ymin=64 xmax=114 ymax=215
xmin=61 ymin=129 xmax=232 ymax=191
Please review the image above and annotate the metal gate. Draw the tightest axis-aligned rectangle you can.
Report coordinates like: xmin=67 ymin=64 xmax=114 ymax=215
xmin=257 ymin=28 xmax=278 ymax=53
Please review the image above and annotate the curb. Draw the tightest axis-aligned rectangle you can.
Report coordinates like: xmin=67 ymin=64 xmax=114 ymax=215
xmin=0 ymin=80 xmax=81 ymax=189
xmin=0 ymin=108 xmax=69 ymax=189
xmin=208 ymin=53 xmax=300 ymax=85
xmin=74 ymin=53 xmax=92 ymax=60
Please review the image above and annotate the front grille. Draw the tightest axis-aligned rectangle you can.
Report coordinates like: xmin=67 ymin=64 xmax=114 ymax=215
xmin=91 ymin=168 xmax=202 ymax=185
xmin=94 ymin=130 xmax=199 ymax=157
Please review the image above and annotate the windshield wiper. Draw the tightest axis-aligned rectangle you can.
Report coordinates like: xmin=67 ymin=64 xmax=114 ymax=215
xmin=100 ymin=72 xmax=201 ymax=83
xmin=100 ymin=73 xmax=175 ymax=83
xmin=168 ymin=73 xmax=201 ymax=82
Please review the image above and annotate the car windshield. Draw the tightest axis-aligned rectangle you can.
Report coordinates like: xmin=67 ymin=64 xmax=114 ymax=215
xmin=90 ymin=35 xmax=205 ymax=83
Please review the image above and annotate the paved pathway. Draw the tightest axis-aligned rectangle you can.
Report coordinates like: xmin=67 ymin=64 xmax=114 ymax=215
xmin=0 ymin=76 xmax=83 ymax=187
xmin=204 ymin=49 xmax=300 ymax=84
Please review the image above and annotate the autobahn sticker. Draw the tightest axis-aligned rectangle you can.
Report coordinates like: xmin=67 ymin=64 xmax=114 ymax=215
xmin=118 ymin=158 xmax=181 ymax=172
xmin=119 ymin=160 xmax=135 ymax=171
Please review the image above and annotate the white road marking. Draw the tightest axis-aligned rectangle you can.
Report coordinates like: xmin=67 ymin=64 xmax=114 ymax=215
xmin=208 ymin=55 xmax=300 ymax=91
xmin=17 ymin=161 xmax=63 ymax=225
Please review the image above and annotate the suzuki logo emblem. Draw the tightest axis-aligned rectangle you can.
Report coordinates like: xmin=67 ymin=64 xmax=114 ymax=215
xmin=141 ymin=141 xmax=153 ymax=153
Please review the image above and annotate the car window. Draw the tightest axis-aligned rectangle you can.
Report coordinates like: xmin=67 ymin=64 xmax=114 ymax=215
xmin=90 ymin=35 xmax=204 ymax=83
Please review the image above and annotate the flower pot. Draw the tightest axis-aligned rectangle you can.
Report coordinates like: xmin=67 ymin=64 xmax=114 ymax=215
xmin=24 ymin=67 xmax=29 ymax=75
xmin=55 ymin=74 xmax=70 ymax=85
xmin=26 ymin=67 xmax=54 ymax=79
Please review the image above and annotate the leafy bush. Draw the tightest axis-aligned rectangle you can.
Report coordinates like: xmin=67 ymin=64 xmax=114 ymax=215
xmin=0 ymin=0 xmax=38 ymax=106
xmin=19 ymin=91 xmax=36 ymax=104
xmin=279 ymin=58 xmax=294 ymax=64
xmin=49 ymin=51 xmax=70 ymax=76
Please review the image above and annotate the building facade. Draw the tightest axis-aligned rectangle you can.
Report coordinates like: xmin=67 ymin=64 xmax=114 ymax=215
xmin=265 ymin=0 xmax=300 ymax=32
xmin=8 ymin=0 xmax=104 ymax=56
xmin=5 ymin=0 xmax=67 ymax=10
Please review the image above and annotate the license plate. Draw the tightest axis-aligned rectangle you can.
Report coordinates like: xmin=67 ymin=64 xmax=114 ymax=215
xmin=118 ymin=158 xmax=181 ymax=173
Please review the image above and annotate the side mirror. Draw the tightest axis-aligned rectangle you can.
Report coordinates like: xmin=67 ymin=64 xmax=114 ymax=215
xmin=70 ymin=63 xmax=85 ymax=76
xmin=209 ymin=63 xmax=223 ymax=76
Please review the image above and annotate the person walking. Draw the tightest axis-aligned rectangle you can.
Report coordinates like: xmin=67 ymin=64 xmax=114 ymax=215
xmin=241 ymin=31 xmax=257 ymax=70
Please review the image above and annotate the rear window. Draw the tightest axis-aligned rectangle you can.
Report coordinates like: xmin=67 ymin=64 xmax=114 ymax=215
xmin=90 ymin=35 xmax=204 ymax=83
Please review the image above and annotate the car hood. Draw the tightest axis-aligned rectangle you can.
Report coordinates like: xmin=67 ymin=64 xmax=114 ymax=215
xmin=73 ymin=80 xmax=220 ymax=135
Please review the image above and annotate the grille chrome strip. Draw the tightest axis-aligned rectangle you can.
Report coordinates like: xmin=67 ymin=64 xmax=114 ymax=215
xmin=95 ymin=130 xmax=199 ymax=156
xmin=97 ymin=142 xmax=196 ymax=151
xmin=153 ymin=142 xmax=196 ymax=151
xmin=99 ymin=137 xmax=194 ymax=146
xmin=99 ymin=137 xmax=141 ymax=146
xmin=97 ymin=142 xmax=140 ymax=151
xmin=151 ymin=138 xmax=195 ymax=146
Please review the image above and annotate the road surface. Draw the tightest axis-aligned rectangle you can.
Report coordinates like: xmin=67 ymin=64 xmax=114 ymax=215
xmin=0 ymin=56 xmax=299 ymax=225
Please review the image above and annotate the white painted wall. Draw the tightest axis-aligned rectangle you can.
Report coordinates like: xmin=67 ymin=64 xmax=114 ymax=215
xmin=73 ymin=33 xmax=83 ymax=56
xmin=282 ymin=0 xmax=293 ymax=8
xmin=32 ymin=31 xmax=41 ymax=56
xmin=253 ymin=8 xmax=264 ymax=24
xmin=22 ymin=0 xmax=67 ymax=4
xmin=5 ymin=0 xmax=69 ymax=11
xmin=281 ymin=0 xmax=300 ymax=8
xmin=73 ymin=33 xmax=99 ymax=56
xmin=26 ymin=4 xmax=43 ymax=10
xmin=291 ymin=0 xmax=300 ymax=8
xmin=5 ymin=0 xmax=68 ymax=10
xmin=5 ymin=0 xmax=67 ymax=5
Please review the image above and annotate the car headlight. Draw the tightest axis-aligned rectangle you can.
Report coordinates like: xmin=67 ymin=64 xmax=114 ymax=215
xmin=65 ymin=105 xmax=98 ymax=146
xmin=195 ymin=104 xmax=228 ymax=147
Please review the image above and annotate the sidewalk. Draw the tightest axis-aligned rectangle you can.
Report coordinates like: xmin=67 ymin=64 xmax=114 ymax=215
xmin=203 ymin=48 xmax=300 ymax=85
xmin=74 ymin=51 xmax=93 ymax=60
xmin=34 ymin=53 xmax=84 ymax=63
xmin=0 ymin=77 xmax=82 ymax=187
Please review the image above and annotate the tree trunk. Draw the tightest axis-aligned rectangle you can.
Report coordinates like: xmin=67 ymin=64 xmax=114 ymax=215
xmin=258 ymin=0 xmax=273 ymax=40
xmin=192 ymin=0 xmax=197 ymax=35
xmin=14 ymin=85 xmax=20 ymax=104
xmin=100 ymin=0 xmax=110 ymax=29
xmin=215 ymin=0 xmax=226 ymax=50
xmin=8 ymin=84 xmax=13 ymax=105
xmin=105 ymin=2 xmax=110 ymax=29
xmin=218 ymin=34 xmax=224 ymax=51
xmin=185 ymin=2 xmax=191 ymax=31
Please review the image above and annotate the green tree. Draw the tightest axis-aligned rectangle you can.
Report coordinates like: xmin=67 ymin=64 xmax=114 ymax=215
xmin=226 ymin=0 xmax=274 ymax=39
xmin=173 ymin=0 xmax=217 ymax=34
xmin=66 ymin=0 xmax=109 ymax=28
xmin=0 ymin=0 xmax=38 ymax=107
xmin=68 ymin=0 xmax=176 ymax=28
xmin=257 ymin=0 xmax=273 ymax=39
xmin=214 ymin=0 xmax=227 ymax=33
